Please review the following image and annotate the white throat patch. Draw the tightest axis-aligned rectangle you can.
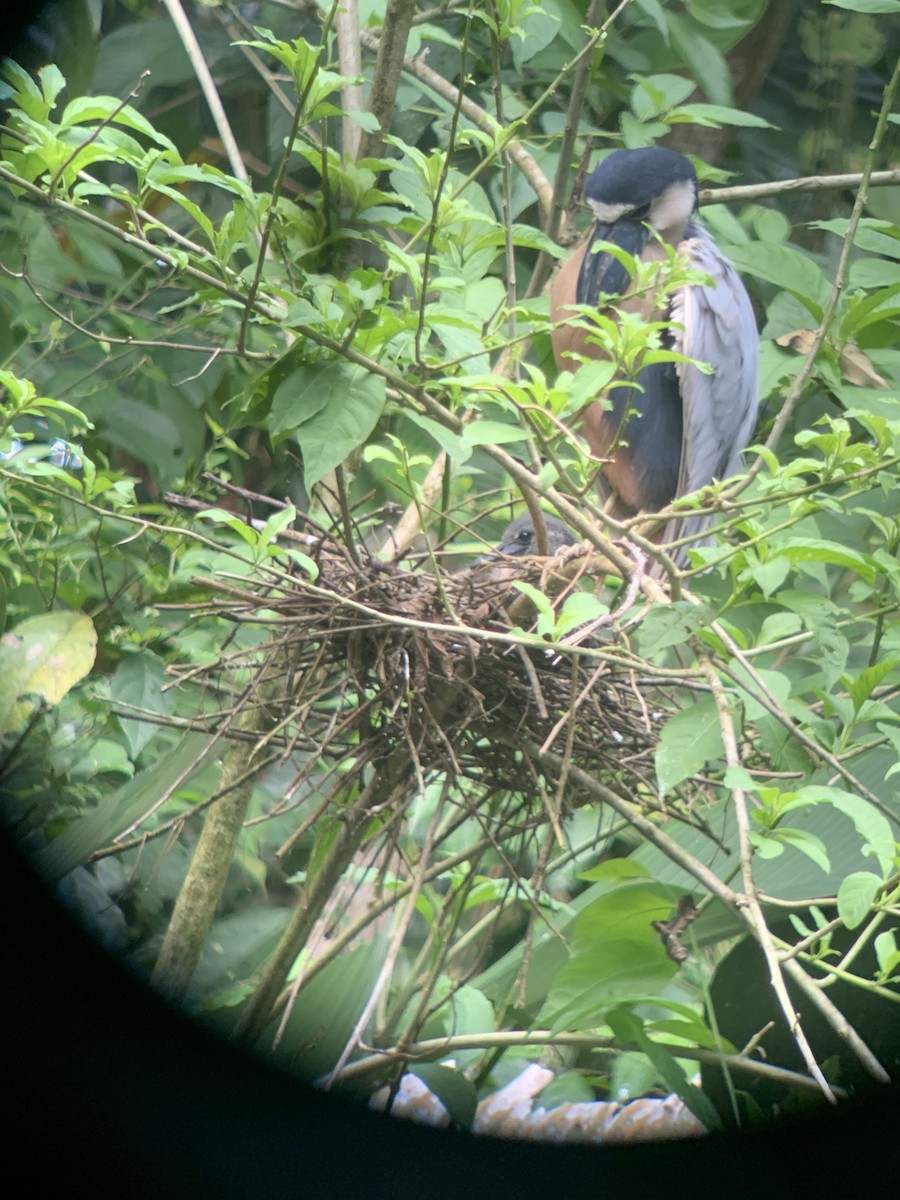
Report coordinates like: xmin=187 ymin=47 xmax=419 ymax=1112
xmin=648 ymin=178 xmax=696 ymax=237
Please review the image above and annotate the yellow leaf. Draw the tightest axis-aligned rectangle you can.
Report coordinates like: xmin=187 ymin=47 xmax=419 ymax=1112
xmin=0 ymin=612 xmax=97 ymax=735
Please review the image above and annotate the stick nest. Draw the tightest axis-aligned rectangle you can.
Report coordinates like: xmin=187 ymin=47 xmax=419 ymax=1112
xmin=204 ymin=531 xmax=663 ymax=802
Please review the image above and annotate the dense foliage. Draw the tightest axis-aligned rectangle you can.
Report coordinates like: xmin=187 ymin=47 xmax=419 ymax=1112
xmin=1 ymin=0 xmax=899 ymax=1136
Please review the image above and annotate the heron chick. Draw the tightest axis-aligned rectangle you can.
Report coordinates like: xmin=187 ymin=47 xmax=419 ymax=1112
xmin=495 ymin=513 xmax=577 ymax=557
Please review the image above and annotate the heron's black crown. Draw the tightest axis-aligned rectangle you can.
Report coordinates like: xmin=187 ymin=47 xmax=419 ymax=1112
xmin=584 ymin=147 xmax=697 ymax=212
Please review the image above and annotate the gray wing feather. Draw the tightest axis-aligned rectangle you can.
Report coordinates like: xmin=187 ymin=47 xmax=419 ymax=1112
xmin=662 ymin=226 xmax=759 ymax=557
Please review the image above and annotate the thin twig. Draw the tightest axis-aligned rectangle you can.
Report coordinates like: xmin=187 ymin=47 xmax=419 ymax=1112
xmin=160 ymin=0 xmax=250 ymax=184
xmin=698 ymin=654 xmax=836 ymax=1103
xmin=333 ymin=1028 xmax=846 ymax=1097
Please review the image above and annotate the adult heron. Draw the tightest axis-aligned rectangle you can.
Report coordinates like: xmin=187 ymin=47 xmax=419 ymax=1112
xmin=550 ymin=146 xmax=759 ymax=564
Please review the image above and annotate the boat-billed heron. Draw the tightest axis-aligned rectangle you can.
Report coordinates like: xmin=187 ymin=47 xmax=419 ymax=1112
xmin=550 ymin=146 xmax=759 ymax=562
xmin=495 ymin=513 xmax=577 ymax=557
xmin=468 ymin=513 xmax=576 ymax=590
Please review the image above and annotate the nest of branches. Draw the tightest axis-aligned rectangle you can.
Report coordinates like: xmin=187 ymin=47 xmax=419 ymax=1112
xmin=196 ymin=525 xmax=667 ymax=810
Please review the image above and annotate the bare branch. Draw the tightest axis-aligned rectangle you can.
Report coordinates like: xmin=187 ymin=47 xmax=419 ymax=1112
xmin=698 ymin=654 xmax=836 ymax=1103
xmin=700 ymin=168 xmax=900 ymax=207
xmin=359 ymin=0 xmax=417 ymax=162
xmin=160 ymin=0 xmax=250 ymax=185
xmin=336 ymin=0 xmax=364 ymax=160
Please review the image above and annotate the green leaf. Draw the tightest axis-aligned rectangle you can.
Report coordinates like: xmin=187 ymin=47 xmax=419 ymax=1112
xmin=723 ymin=244 xmax=830 ymax=318
xmin=271 ymin=361 xmax=386 ymax=488
xmin=823 ymin=0 xmax=899 ymax=12
xmin=669 ymin=103 xmax=774 ymax=129
xmin=578 ymin=859 xmax=651 ymax=885
xmin=510 ymin=581 xmax=555 ymax=635
xmin=757 ymin=612 xmax=803 ymax=646
xmin=844 ymin=658 xmax=900 ymax=712
xmin=637 ymin=602 xmax=710 ymax=656
xmin=606 ymin=1006 xmax=721 ymax=1131
xmin=610 ymin=1051 xmax=661 ymax=1103
xmin=796 ymin=787 xmax=895 ymax=878
xmin=537 ymin=1070 xmax=597 ymax=1109
xmin=272 ymin=940 xmax=388 ymax=1081
xmin=0 ymin=612 xmax=97 ymax=736
xmin=110 ymin=652 xmax=173 ymax=758
xmin=727 ymin=663 xmax=791 ymax=723
xmin=770 ymin=828 xmax=831 ymax=873
xmin=746 ymin=555 xmax=790 ymax=597
xmin=631 ymin=73 xmax=695 ymax=120
xmin=655 ymin=697 xmax=724 ymax=794
xmin=403 ymin=412 xmax=471 ymax=462
xmin=554 ymin=591 xmax=609 ymax=636
xmin=60 ymin=97 xmax=177 ymax=150
xmin=35 ymin=733 xmax=219 ymax=881
xmin=777 ymin=542 xmax=878 ymax=583
xmin=461 ymin=419 xmax=532 ymax=447
xmin=542 ymin=883 xmax=680 ymax=1028
xmin=836 ymin=871 xmax=881 ymax=929
xmin=668 ymin=14 xmax=732 ymax=105
xmin=873 ymin=930 xmax=900 ymax=981
xmin=748 ymin=830 xmax=785 ymax=859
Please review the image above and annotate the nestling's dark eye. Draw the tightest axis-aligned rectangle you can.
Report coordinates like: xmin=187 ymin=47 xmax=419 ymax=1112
xmin=516 ymin=529 xmax=532 ymax=544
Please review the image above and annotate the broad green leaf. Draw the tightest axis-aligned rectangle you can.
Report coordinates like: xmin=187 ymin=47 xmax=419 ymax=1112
xmin=35 ymin=733 xmax=218 ymax=881
xmin=655 ymin=697 xmax=724 ymax=794
xmin=271 ymin=361 xmax=386 ymax=488
xmin=194 ymin=906 xmax=291 ymax=1004
xmin=610 ymin=1051 xmax=660 ymax=1103
xmin=757 ymin=612 xmax=803 ymax=646
xmin=110 ymin=652 xmax=173 ymax=758
xmin=746 ymin=555 xmax=790 ymax=597
xmin=668 ymin=14 xmax=732 ymax=105
xmin=823 ymin=0 xmax=899 ymax=12
xmin=748 ymin=830 xmax=785 ymax=859
xmin=874 ymin=930 xmax=900 ymax=980
xmin=461 ymin=419 xmax=532 ymax=447
xmin=606 ymin=1006 xmax=721 ymax=1131
xmin=845 ymin=658 xmax=900 ymax=712
xmin=723 ymin=244 xmax=830 ymax=318
xmin=554 ymin=591 xmax=609 ymax=636
xmin=0 ymin=612 xmax=97 ymax=735
xmin=271 ymin=939 xmax=388 ymax=1081
xmin=269 ymin=361 xmax=342 ymax=434
xmin=797 ymin=786 xmax=895 ymax=878
xmin=578 ymin=859 xmax=651 ymax=885
xmin=403 ymin=412 xmax=472 ymax=462
xmin=537 ymin=1070 xmax=597 ymax=1109
xmin=726 ymin=663 xmax=791 ymax=723
xmin=637 ymin=602 xmax=711 ymax=656
xmin=631 ymin=74 xmax=695 ymax=120
xmin=60 ymin=97 xmax=177 ymax=150
xmin=670 ymin=103 xmax=773 ymax=128
xmin=770 ymin=828 xmax=831 ymax=873
xmin=542 ymin=883 xmax=680 ymax=1028
xmin=836 ymin=871 xmax=881 ymax=929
